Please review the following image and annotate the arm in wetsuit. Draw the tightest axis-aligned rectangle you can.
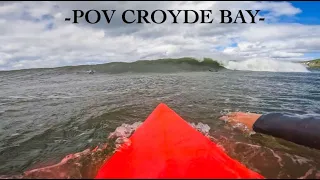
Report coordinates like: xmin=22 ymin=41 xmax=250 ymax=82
xmin=253 ymin=113 xmax=320 ymax=150
xmin=220 ymin=112 xmax=320 ymax=150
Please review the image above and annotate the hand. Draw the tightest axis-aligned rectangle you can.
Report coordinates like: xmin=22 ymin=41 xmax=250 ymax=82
xmin=219 ymin=112 xmax=262 ymax=131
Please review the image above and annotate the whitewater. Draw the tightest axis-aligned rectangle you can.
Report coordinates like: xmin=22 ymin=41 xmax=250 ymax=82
xmin=222 ymin=58 xmax=310 ymax=72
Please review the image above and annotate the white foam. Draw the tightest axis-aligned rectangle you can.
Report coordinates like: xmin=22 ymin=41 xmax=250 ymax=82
xmin=108 ymin=121 xmax=211 ymax=149
xmin=108 ymin=122 xmax=211 ymax=139
xmin=188 ymin=122 xmax=211 ymax=135
xmin=222 ymin=58 xmax=310 ymax=72
xmin=108 ymin=122 xmax=143 ymax=139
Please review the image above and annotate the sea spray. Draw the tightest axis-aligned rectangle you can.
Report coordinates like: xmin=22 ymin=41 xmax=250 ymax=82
xmin=189 ymin=122 xmax=211 ymax=136
xmin=109 ymin=121 xmax=212 ymax=150
xmin=108 ymin=121 xmax=143 ymax=139
xmin=108 ymin=122 xmax=143 ymax=151
xmin=222 ymin=58 xmax=310 ymax=72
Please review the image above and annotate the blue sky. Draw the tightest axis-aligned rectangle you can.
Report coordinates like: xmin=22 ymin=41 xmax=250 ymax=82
xmin=290 ymin=1 xmax=320 ymax=25
xmin=290 ymin=2 xmax=320 ymax=59
xmin=0 ymin=1 xmax=320 ymax=71
xmin=213 ymin=1 xmax=320 ymax=61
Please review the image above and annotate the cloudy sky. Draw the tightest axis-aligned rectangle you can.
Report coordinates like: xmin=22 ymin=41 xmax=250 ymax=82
xmin=0 ymin=1 xmax=320 ymax=71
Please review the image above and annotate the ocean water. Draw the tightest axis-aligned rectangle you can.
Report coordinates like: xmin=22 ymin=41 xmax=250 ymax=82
xmin=0 ymin=66 xmax=319 ymax=178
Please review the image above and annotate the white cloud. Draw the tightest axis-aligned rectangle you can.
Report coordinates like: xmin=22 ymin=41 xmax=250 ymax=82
xmin=0 ymin=2 xmax=22 ymax=15
xmin=0 ymin=1 xmax=318 ymax=70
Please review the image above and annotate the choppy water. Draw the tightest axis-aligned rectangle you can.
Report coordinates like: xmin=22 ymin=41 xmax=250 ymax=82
xmin=0 ymin=68 xmax=320 ymax=178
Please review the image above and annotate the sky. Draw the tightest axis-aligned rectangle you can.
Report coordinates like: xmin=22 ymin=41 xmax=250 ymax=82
xmin=0 ymin=1 xmax=320 ymax=71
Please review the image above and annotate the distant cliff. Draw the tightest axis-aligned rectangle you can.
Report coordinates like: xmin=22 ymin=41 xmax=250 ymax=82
xmin=301 ymin=59 xmax=320 ymax=68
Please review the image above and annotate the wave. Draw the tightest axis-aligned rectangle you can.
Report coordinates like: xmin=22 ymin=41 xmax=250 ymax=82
xmin=64 ymin=57 xmax=312 ymax=74
xmin=222 ymin=58 xmax=310 ymax=73
xmin=61 ymin=57 xmax=225 ymax=74
xmin=3 ymin=57 xmax=312 ymax=74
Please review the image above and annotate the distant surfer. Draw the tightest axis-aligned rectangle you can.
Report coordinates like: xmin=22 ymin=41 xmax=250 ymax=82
xmin=88 ymin=70 xmax=95 ymax=74
xmin=220 ymin=112 xmax=320 ymax=150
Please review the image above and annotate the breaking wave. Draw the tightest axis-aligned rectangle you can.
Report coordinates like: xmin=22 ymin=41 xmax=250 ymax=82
xmin=61 ymin=57 xmax=225 ymax=74
xmin=223 ymin=58 xmax=310 ymax=72
xmin=5 ymin=57 xmax=312 ymax=74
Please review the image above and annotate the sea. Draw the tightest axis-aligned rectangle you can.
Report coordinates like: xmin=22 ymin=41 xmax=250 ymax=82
xmin=0 ymin=59 xmax=319 ymax=178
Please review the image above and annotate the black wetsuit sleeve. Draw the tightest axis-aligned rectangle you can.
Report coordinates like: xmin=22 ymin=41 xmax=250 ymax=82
xmin=252 ymin=113 xmax=320 ymax=150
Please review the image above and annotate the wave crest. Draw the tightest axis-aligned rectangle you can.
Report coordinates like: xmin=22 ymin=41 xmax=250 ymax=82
xmin=223 ymin=58 xmax=310 ymax=72
xmin=63 ymin=57 xmax=224 ymax=74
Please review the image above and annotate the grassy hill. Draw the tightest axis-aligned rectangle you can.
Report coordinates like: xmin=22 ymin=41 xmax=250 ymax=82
xmin=58 ymin=57 xmax=226 ymax=74
xmin=301 ymin=59 xmax=320 ymax=68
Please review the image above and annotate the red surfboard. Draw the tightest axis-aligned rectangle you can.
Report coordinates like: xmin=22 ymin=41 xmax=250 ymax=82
xmin=95 ymin=103 xmax=264 ymax=178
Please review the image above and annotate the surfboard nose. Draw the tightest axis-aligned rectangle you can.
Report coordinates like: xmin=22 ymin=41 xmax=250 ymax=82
xmin=155 ymin=102 xmax=169 ymax=110
xmin=95 ymin=103 xmax=264 ymax=179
